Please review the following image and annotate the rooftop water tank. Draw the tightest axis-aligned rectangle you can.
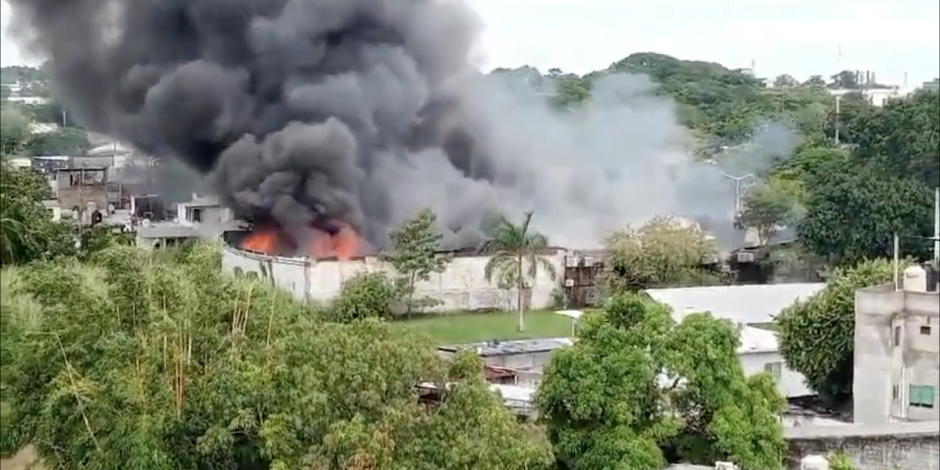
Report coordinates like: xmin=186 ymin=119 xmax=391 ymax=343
xmin=800 ymin=455 xmax=830 ymax=470
xmin=903 ymin=265 xmax=928 ymax=293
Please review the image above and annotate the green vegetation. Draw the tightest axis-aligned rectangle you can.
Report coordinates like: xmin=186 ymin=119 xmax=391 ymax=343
xmin=776 ymin=259 xmax=903 ymax=405
xmin=481 ymin=211 xmax=557 ymax=332
xmin=390 ymin=310 xmax=576 ymax=344
xmin=603 ymin=216 xmax=723 ymax=293
xmin=3 ymin=51 xmax=938 ymax=469
xmin=537 ymin=294 xmax=786 ymax=469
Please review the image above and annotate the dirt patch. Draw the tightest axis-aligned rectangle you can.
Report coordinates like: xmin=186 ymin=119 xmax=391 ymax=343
xmin=0 ymin=446 xmax=41 ymax=470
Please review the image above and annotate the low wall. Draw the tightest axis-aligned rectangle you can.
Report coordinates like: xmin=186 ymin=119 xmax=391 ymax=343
xmin=785 ymin=421 xmax=940 ymax=470
xmin=220 ymin=243 xmax=566 ymax=312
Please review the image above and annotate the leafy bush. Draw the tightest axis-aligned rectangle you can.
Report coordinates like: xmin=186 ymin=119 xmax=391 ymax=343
xmin=2 ymin=243 xmax=549 ymax=469
xmin=776 ymin=258 xmax=900 ymax=403
xmin=328 ymin=271 xmax=400 ymax=323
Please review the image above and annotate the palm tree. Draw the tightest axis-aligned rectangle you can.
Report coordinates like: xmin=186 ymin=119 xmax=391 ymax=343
xmin=0 ymin=216 xmax=34 ymax=264
xmin=481 ymin=211 xmax=556 ymax=332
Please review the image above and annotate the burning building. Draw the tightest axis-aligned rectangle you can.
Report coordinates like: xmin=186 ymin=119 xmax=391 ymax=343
xmin=221 ymin=231 xmax=566 ymax=312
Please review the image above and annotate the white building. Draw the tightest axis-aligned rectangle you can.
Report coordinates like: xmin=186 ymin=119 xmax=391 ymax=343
xmin=829 ymin=87 xmax=907 ymax=107
xmin=221 ymin=242 xmax=567 ymax=312
xmin=736 ymin=325 xmax=814 ymax=398
xmin=853 ymin=266 xmax=939 ymax=425
xmin=646 ymin=284 xmax=826 ymax=399
xmin=134 ymin=194 xmax=239 ymax=250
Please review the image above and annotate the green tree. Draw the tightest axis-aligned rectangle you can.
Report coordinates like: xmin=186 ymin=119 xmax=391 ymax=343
xmin=736 ymin=182 xmax=799 ymax=245
xmin=798 ymin=163 xmax=933 ymax=264
xmin=847 ymin=90 xmax=939 ymax=187
xmin=26 ymin=127 xmax=90 ymax=156
xmin=772 ymin=74 xmax=798 ymax=88
xmin=776 ymin=259 xmax=899 ymax=404
xmin=537 ymin=293 xmax=786 ymax=470
xmin=0 ymin=160 xmax=76 ymax=265
xmin=481 ymin=211 xmax=556 ymax=332
xmin=2 ymin=243 xmax=551 ymax=470
xmin=603 ymin=216 xmax=720 ymax=292
xmin=384 ymin=209 xmax=452 ymax=317
xmin=1 ymin=106 xmax=31 ymax=155
xmin=329 ymin=271 xmax=400 ymax=323
xmin=803 ymin=75 xmax=827 ymax=87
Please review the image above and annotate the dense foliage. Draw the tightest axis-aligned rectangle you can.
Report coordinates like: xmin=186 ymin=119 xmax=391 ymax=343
xmin=537 ymin=294 xmax=786 ymax=470
xmin=776 ymin=259 xmax=901 ymax=404
xmin=1 ymin=244 xmax=551 ymax=469
xmin=3 ymin=53 xmax=937 ymax=469
xmin=602 ymin=216 xmax=723 ymax=292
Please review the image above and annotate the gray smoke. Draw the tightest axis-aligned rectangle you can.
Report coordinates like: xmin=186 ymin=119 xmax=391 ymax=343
xmin=7 ymin=0 xmax=798 ymax=251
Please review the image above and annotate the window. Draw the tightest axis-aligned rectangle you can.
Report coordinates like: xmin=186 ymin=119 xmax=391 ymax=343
xmin=893 ymin=326 xmax=901 ymax=346
xmin=909 ymin=385 xmax=936 ymax=408
xmin=920 ymin=325 xmax=931 ymax=336
xmin=191 ymin=208 xmax=203 ymax=223
xmin=764 ymin=362 xmax=782 ymax=381
xmin=892 ymin=385 xmax=899 ymax=400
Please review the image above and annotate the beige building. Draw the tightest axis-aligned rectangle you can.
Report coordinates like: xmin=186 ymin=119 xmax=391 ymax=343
xmin=853 ymin=266 xmax=940 ymax=424
xmin=53 ymin=167 xmax=110 ymax=224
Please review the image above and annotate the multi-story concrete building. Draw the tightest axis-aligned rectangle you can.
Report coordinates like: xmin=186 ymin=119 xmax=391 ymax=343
xmin=853 ymin=266 xmax=940 ymax=424
xmin=53 ymin=166 xmax=110 ymax=224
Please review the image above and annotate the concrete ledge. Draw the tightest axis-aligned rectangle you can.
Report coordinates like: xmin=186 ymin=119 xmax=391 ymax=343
xmin=786 ymin=421 xmax=940 ymax=470
xmin=785 ymin=420 xmax=940 ymax=440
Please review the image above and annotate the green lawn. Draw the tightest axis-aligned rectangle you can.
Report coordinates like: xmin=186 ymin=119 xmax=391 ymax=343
xmin=390 ymin=310 xmax=576 ymax=345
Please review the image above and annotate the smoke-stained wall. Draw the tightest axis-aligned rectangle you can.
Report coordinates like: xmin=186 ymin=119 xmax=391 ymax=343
xmin=220 ymin=242 xmax=566 ymax=312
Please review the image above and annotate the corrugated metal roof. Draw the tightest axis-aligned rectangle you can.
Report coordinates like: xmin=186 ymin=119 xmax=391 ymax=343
xmin=438 ymin=337 xmax=573 ymax=357
xmin=645 ymin=283 xmax=825 ymax=324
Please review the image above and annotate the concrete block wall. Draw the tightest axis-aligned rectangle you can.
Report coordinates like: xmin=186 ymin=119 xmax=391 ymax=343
xmin=785 ymin=421 xmax=940 ymax=470
xmin=220 ymin=244 xmax=566 ymax=312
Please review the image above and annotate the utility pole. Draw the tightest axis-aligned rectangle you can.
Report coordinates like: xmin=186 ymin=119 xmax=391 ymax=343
xmin=834 ymin=94 xmax=842 ymax=146
xmin=934 ymin=187 xmax=939 ymax=262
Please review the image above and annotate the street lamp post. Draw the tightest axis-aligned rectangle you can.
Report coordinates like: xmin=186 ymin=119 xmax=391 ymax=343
xmin=705 ymin=160 xmax=754 ymax=215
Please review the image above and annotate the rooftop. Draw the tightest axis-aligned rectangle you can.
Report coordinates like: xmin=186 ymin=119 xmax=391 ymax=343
xmin=438 ymin=337 xmax=573 ymax=357
xmin=137 ymin=223 xmax=200 ymax=239
xmin=645 ymin=283 xmax=825 ymax=324
xmin=737 ymin=325 xmax=778 ymax=354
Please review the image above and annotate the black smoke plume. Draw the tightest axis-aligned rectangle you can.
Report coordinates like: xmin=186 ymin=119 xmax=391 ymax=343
xmin=8 ymin=0 xmax=491 ymax=247
xmin=9 ymin=0 xmax=802 ymax=251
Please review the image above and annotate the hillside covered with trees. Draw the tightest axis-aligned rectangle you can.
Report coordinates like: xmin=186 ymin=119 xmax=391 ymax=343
xmin=2 ymin=52 xmax=938 ymax=470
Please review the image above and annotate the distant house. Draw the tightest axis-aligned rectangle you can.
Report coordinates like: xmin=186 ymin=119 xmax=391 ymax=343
xmin=53 ymin=167 xmax=110 ymax=224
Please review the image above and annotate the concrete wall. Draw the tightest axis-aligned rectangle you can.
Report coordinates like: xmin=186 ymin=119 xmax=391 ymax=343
xmin=738 ymin=350 xmax=814 ymax=399
xmin=786 ymin=421 xmax=940 ymax=470
xmin=220 ymin=243 xmax=566 ymax=312
xmin=854 ymin=285 xmax=940 ymax=424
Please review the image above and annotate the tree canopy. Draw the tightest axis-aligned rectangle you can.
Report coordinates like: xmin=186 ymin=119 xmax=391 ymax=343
xmin=537 ymin=293 xmax=786 ymax=470
xmin=603 ymin=216 xmax=721 ymax=292
xmin=1 ymin=244 xmax=552 ymax=470
xmin=776 ymin=259 xmax=901 ymax=404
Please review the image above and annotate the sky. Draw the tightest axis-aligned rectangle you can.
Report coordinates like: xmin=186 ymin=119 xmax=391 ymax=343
xmin=2 ymin=0 xmax=938 ymax=87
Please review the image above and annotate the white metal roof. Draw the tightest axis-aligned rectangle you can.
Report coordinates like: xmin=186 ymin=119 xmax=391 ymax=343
xmin=645 ymin=283 xmax=825 ymax=324
xmin=737 ymin=326 xmax=778 ymax=354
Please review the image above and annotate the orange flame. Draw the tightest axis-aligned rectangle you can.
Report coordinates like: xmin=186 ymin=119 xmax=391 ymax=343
xmin=307 ymin=222 xmax=361 ymax=260
xmin=241 ymin=225 xmax=291 ymax=254
xmin=240 ymin=221 xmax=362 ymax=260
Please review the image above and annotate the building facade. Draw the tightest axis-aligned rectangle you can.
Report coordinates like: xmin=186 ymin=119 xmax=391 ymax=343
xmin=221 ymin=240 xmax=567 ymax=312
xmin=853 ymin=276 xmax=940 ymax=424
xmin=53 ymin=167 xmax=110 ymax=224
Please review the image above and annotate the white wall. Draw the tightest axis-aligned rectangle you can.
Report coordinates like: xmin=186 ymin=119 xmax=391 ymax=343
xmin=854 ymin=285 xmax=940 ymax=424
xmin=221 ymin=244 xmax=566 ymax=312
xmin=738 ymin=350 xmax=813 ymax=399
